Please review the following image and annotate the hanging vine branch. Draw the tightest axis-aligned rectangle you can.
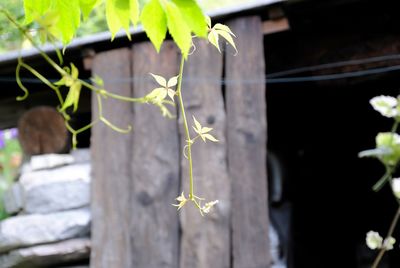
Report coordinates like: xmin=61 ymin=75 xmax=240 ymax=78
xmin=1 ymin=0 xmax=237 ymax=215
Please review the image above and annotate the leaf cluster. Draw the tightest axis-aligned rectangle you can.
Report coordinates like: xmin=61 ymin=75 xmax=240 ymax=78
xmin=23 ymin=0 xmax=208 ymax=57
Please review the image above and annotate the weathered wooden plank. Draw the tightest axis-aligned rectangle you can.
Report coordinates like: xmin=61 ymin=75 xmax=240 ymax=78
xmin=226 ymin=16 xmax=271 ymax=268
xmin=179 ymin=40 xmax=230 ymax=268
xmin=130 ymin=41 xmax=180 ymax=268
xmin=262 ymin=17 xmax=290 ymax=35
xmin=91 ymin=48 xmax=133 ymax=268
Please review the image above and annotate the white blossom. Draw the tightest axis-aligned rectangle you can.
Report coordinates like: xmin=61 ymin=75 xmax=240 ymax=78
xmin=366 ymin=231 xmax=383 ymax=250
xmin=383 ymin=237 xmax=396 ymax=250
xmin=201 ymin=200 xmax=219 ymax=214
xmin=391 ymin=178 xmax=400 ymax=199
xmin=370 ymin=95 xmax=398 ymax=118
xmin=172 ymin=192 xmax=188 ymax=210
xmin=366 ymin=231 xmax=396 ymax=251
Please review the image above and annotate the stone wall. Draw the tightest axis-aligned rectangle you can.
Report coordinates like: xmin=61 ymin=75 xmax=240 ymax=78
xmin=0 ymin=150 xmax=91 ymax=268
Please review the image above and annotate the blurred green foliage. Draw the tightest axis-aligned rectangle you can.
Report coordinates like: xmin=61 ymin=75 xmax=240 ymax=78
xmin=0 ymin=0 xmax=25 ymax=53
xmin=0 ymin=129 xmax=22 ymax=220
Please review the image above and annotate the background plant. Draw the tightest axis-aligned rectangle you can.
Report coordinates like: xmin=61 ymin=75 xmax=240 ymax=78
xmin=0 ymin=129 xmax=22 ymax=220
xmin=360 ymin=95 xmax=400 ymax=267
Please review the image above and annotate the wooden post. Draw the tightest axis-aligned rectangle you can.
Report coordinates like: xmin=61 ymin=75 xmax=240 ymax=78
xmin=226 ymin=16 xmax=271 ymax=268
xmin=91 ymin=48 xmax=133 ymax=268
xmin=179 ymin=39 xmax=231 ymax=268
xmin=130 ymin=41 xmax=180 ymax=268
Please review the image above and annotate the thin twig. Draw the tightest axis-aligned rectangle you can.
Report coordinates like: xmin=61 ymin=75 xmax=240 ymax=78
xmin=371 ymin=206 xmax=400 ymax=268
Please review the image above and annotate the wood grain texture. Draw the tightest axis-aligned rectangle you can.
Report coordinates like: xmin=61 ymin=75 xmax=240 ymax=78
xmin=91 ymin=48 xmax=133 ymax=268
xmin=130 ymin=41 xmax=180 ymax=268
xmin=179 ymin=39 xmax=230 ymax=268
xmin=226 ymin=16 xmax=271 ymax=268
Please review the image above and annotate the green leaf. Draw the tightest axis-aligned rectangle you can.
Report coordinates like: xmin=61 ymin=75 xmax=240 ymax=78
xmin=106 ymin=0 xmax=131 ymax=40
xmin=23 ymin=0 xmax=81 ymax=44
xmin=62 ymin=81 xmax=82 ymax=112
xmin=216 ymin=29 xmax=237 ymax=53
xmin=60 ymin=63 xmax=82 ymax=112
xmin=203 ymin=134 xmax=218 ymax=142
xmin=167 ymin=75 xmax=179 ymax=87
xmin=165 ymin=1 xmax=192 ymax=58
xmin=71 ymin=63 xmax=79 ymax=79
xmin=54 ymin=77 xmax=66 ymax=86
xmin=140 ymin=0 xmax=167 ymax=52
xmin=54 ymin=0 xmax=81 ymax=44
xmin=214 ymin=23 xmax=235 ymax=36
xmin=150 ymin=73 xmax=167 ymax=87
xmin=79 ymin=0 xmax=99 ymax=20
xmin=36 ymin=11 xmax=60 ymax=42
xmin=171 ymin=0 xmax=207 ymax=38
xmin=201 ymin=127 xmax=212 ymax=133
xmin=130 ymin=0 xmax=139 ymax=25
xmin=167 ymin=88 xmax=175 ymax=101
xmin=24 ymin=0 xmax=51 ymax=24
xmin=192 ymin=116 xmax=202 ymax=132
xmin=71 ymin=82 xmax=82 ymax=112
xmin=208 ymin=30 xmax=220 ymax=52
xmin=146 ymin=88 xmax=167 ymax=103
xmin=205 ymin=15 xmax=211 ymax=28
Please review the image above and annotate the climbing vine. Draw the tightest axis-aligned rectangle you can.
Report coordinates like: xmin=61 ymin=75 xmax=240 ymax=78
xmin=0 ymin=0 xmax=236 ymax=215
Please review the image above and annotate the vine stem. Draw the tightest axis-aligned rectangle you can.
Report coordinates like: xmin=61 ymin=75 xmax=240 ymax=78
xmin=371 ymin=206 xmax=400 ymax=268
xmin=391 ymin=120 xmax=399 ymax=133
xmin=176 ymin=56 xmax=194 ymax=199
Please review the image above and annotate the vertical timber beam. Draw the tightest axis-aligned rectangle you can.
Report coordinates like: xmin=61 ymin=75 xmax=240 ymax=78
xmin=179 ymin=39 xmax=231 ymax=268
xmin=226 ymin=16 xmax=271 ymax=268
xmin=91 ymin=48 xmax=133 ymax=268
xmin=130 ymin=41 xmax=180 ymax=268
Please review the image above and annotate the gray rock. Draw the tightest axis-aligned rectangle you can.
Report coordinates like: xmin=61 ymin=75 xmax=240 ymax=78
xmin=0 ymin=208 xmax=90 ymax=253
xmin=71 ymin=149 xmax=91 ymax=164
xmin=30 ymin=154 xmax=75 ymax=171
xmin=3 ymin=184 xmax=23 ymax=215
xmin=25 ymin=179 xmax=90 ymax=215
xmin=20 ymin=150 xmax=91 ymax=174
xmin=21 ymin=155 xmax=74 ymax=174
xmin=0 ymin=238 xmax=90 ymax=268
xmin=19 ymin=163 xmax=90 ymax=186
xmin=5 ymin=164 xmax=90 ymax=215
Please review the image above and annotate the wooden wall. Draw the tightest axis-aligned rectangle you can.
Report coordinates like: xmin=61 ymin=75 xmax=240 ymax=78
xmin=91 ymin=16 xmax=271 ymax=268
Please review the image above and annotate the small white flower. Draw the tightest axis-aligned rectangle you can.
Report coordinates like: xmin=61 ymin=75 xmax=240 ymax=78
xmin=370 ymin=95 xmax=398 ymax=118
xmin=172 ymin=192 xmax=188 ymax=210
xmin=392 ymin=178 xmax=400 ymax=199
xmin=383 ymin=237 xmax=396 ymax=250
xmin=201 ymin=200 xmax=219 ymax=214
xmin=366 ymin=231 xmax=383 ymax=250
